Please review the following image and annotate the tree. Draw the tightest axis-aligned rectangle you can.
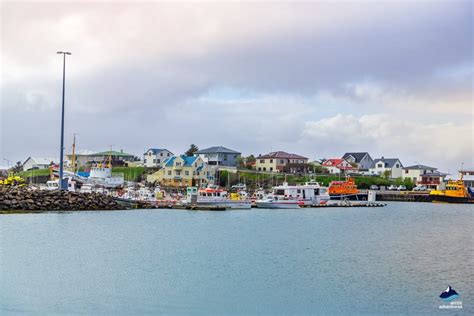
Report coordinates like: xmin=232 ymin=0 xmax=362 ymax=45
xmin=382 ymin=169 xmax=391 ymax=179
xmin=11 ymin=161 xmax=23 ymax=173
xmin=236 ymin=156 xmax=245 ymax=168
xmin=245 ymin=155 xmax=256 ymax=169
xmin=185 ymin=144 xmax=199 ymax=156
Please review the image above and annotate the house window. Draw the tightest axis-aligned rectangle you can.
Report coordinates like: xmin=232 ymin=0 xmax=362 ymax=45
xmin=160 ymin=153 xmax=163 ymax=156
xmin=280 ymin=160 xmax=284 ymax=164
xmin=263 ymin=167 xmax=266 ymax=171
xmin=153 ymin=159 xmax=157 ymax=163
xmin=167 ymin=153 xmax=170 ymax=157
xmin=167 ymin=171 xmax=172 ymax=175
xmin=157 ymin=159 xmax=160 ymax=163
xmin=405 ymin=170 xmax=408 ymax=173
xmin=175 ymin=170 xmax=181 ymax=176
xmin=395 ymin=164 xmax=400 ymax=168
xmin=270 ymin=159 xmax=273 ymax=163
xmin=144 ymin=158 xmax=147 ymax=163
xmin=260 ymin=159 xmax=264 ymax=163
xmin=148 ymin=152 xmax=152 ymax=156
xmin=258 ymin=167 xmax=261 ymax=171
xmin=270 ymin=167 xmax=273 ymax=171
xmin=224 ymin=154 xmax=227 ymax=161
xmin=185 ymin=171 xmax=189 ymax=176
xmin=377 ymin=163 xmax=383 ymax=168
xmin=197 ymin=172 xmax=200 ymax=176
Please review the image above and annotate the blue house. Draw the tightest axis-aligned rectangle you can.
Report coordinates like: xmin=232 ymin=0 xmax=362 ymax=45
xmin=195 ymin=146 xmax=241 ymax=167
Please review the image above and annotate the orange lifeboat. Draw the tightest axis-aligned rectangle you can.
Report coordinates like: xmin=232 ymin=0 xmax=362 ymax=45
xmin=328 ymin=178 xmax=359 ymax=195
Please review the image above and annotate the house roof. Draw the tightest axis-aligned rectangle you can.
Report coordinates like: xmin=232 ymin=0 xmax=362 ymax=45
xmin=342 ymin=152 xmax=371 ymax=163
xmin=92 ymin=150 xmax=134 ymax=157
xmin=146 ymin=148 xmax=171 ymax=155
xmin=404 ymin=164 xmax=437 ymax=170
xmin=196 ymin=146 xmax=240 ymax=154
xmin=23 ymin=157 xmax=57 ymax=165
xmin=259 ymin=151 xmax=308 ymax=160
xmin=164 ymin=155 xmax=199 ymax=167
xmin=372 ymin=158 xmax=402 ymax=168
xmin=322 ymin=158 xmax=355 ymax=169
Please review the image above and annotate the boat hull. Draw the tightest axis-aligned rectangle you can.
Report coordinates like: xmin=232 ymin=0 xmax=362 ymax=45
xmin=329 ymin=193 xmax=368 ymax=201
xmin=255 ymin=201 xmax=301 ymax=209
xmin=429 ymin=195 xmax=474 ymax=204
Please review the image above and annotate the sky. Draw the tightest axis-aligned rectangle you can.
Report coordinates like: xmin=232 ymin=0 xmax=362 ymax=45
xmin=1 ymin=0 xmax=473 ymax=172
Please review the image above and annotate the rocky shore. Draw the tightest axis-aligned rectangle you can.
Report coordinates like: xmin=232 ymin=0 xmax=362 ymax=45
xmin=0 ymin=186 xmax=126 ymax=213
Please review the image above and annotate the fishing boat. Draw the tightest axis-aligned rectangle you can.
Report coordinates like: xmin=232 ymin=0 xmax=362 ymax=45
xmin=184 ymin=186 xmax=252 ymax=209
xmin=328 ymin=177 xmax=368 ymax=200
xmin=256 ymin=181 xmax=330 ymax=209
xmin=429 ymin=173 xmax=474 ymax=203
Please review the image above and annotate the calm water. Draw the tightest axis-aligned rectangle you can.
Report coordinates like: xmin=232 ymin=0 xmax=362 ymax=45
xmin=1 ymin=203 xmax=473 ymax=315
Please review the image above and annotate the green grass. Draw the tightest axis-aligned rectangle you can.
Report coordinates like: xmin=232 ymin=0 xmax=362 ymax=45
xmin=17 ymin=169 xmax=51 ymax=179
xmin=219 ymin=171 xmax=415 ymax=190
xmin=112 ymin=166 xmax=146 ymax=182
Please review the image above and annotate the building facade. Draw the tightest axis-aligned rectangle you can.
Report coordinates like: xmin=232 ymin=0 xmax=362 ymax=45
xmin=255 ymin=151 xmax=308 ymax=173
xmin=67 ymin=150 xmax=135 ymax=167
xmin=143 ymin=148 xmax=173 ymax=168
xmin=342 ymin=152 xmax=373 ymax=171
xmin=369 ymin=158 xmax=404 ymax=179
xmin=195 ymin=146 xmax=241 ymax=167
xmin=147 ymin=155 xmax=213 ymax=187
xmin=403 ymin=164 xmax=447 ymax=188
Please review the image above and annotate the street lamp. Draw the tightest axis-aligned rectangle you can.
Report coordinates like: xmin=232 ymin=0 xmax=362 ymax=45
xmin=57 ymin=51 xmax=71 ymax=190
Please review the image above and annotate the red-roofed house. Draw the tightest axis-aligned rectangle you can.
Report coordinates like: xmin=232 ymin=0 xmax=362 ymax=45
xmin=256 ymin=151 xmax=309 ymax=173
xmin=322 ymin=158 xmax=355 ymax=174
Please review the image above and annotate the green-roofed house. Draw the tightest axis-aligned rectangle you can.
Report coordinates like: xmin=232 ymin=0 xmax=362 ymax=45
xmin=68 ymin=149 xmax=136 ymax=167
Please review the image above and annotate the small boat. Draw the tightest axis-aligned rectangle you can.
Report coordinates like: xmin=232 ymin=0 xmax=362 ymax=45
xmin=328 ymin=177 xmax=367 ymax=200
xmin=256 ymin=181 xmax=330 ymax=208
xmin=429 ymin=173 xmax=474 ymax=203
xmin=184 ymin=186 xmax=252 ymax=210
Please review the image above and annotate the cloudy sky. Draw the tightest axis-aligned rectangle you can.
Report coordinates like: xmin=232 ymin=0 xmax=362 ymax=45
xmin=1 ymin=1 xmax=472 ymax=171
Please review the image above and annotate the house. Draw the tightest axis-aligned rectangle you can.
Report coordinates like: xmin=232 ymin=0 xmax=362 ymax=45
xmin=369 ymin=157 xmax=403 ymax=178
xmin=255 ymin=151 xmax=308 ymax=173
xmin=22 ymin=157 xmax=57 ymax=171
xmin=67 ymin=149 xmax=135 ymax=167
xmin=147 ymin=155 xmax=213 ymax=187
xmin=403 ymin=164 xmax=447 ymax=188
xmin=195 ymin=146 xmax=241 ymax=167
xmin=342 ymin=152 xmax=373 ymax=171
xmin=321 ymin=158 xmax=356 ymax=174
xmin=143 ymin=148 xmax=173 ymax=168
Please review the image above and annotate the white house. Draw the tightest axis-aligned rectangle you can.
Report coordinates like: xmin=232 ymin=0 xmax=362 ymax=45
xmin=403 ymin=164 xmax=447 ymax=188
xmin=143 ymin=148 xmax=173 ymax=168
xmin=22 ymin=157 xmax=57 ymax=171
xmin=321 ymin=158 xmax=356 ymax=174
xmin=369 ymin=158 xmax=403 ymax=179
xmin=342 ymin=152 xmax=374 ymax=171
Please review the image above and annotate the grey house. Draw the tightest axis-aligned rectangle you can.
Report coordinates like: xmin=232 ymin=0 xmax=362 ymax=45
xmin=195 ymin=146 xmax=241 ymax=167
xmin=342 ymin=152 xmax=374 ymax=171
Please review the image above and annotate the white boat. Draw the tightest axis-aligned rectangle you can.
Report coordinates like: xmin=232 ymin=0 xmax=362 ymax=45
xmin=184 ymin=186 xmax=251 ymax=209
xmin=85 ymin=166 xmax=124 ymax=188
xmin=256 ymin=181 xmax=330 ymax=209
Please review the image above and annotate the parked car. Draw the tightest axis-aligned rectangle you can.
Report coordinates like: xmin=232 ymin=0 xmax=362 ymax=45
xmin=369 ymin=185 xmax=379 ymax=190
xmin=413 ymin=185 xmax=427 ymax=191
xmin=397 ymin=185 xmax=407 ymax=191
xmin=231 ymin=183 xmax=247 ymax=190
xmin=388 ymin=185 xmax=398 ymax=190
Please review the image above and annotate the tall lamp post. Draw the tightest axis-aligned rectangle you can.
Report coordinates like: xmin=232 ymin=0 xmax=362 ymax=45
xmin=57 ymin=51 xmax=71 ymax=190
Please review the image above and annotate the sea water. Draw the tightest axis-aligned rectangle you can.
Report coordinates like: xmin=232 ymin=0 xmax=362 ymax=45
xmin=1 ymin=203 xmax=473 ymax=315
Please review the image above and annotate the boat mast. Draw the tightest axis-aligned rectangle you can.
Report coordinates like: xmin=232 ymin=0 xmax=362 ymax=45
xmin=71 ymin=133 xmax=76 ymax=174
